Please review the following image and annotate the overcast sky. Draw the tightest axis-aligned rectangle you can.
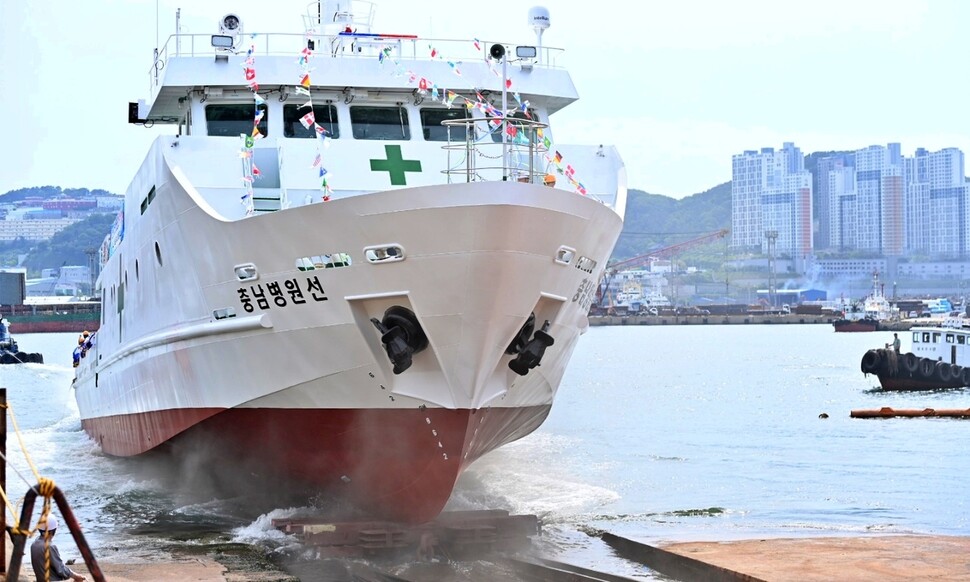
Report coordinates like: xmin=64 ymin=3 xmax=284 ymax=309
xmin=2 ymin=0 xmax=969 ymax=199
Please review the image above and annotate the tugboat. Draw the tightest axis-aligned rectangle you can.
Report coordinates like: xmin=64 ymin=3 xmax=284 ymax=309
xmin=0 ymin=317 xmax=45 ymax=364
xmin=861 ymin=316 xmax=970 ymax=390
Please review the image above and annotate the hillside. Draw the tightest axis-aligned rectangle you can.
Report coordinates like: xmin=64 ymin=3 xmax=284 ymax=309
xmin=613 ymin=182 xmax=732 ymax=261
xmin=0 ymin=186 xmax=121 ymax=275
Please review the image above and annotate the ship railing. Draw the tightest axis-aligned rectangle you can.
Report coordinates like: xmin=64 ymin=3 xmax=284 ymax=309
xmin=440 ymin=117 xmax=554 ymax=185
xmin=149 ymin=31 xmax=563 ymax=98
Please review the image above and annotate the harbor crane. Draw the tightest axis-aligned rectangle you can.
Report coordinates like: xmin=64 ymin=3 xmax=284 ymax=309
xmin=591 ymin=228 xmax=729 ymax=313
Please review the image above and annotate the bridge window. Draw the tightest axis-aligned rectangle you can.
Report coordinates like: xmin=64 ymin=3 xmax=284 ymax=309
xmin=946 ymin=333 xmax=955 ymax=343
xmin=283 ymin=104 xmax=339 ymax=138
xmin=932 ymin=332 xmax=941 ymax=343
xmin=350 ymin=106 xmax=410 ymax=140
xmin=420 ymin=108 xmax=469 ymax=141
xmin=959 ymin=335 xmax=966 ymax=345
xmin=205 ymin=103 xmax=269 ymax=137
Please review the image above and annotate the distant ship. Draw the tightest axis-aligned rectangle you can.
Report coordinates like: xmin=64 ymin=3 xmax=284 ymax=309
xmin=833 ymin=272 xmax=896 ymax=332
xmin=72 ymin=2 xmax=627 ymax=523
xmin=0 ymin=300 xmax=100 ymax=334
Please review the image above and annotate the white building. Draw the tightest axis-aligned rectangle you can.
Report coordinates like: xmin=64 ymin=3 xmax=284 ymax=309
xmin=731 ymin=142 xmax=813 ymax=271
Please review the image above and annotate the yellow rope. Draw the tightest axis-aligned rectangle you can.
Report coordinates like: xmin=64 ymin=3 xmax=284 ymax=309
xmin=0 ymin=403 xmax=67 ymax=582
xmin=0 ymin=402 xmax=55 ymax=536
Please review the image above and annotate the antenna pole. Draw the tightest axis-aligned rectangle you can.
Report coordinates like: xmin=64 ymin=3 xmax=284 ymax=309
xmin=176 ymin=7 xmax=181 ymax=56
xmin=501 ymin=56 xmax=508 ymax=180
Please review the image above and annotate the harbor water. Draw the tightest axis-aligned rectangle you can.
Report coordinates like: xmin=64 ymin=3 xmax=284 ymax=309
xmin=3 ymin=326 xmax=969 ymax=576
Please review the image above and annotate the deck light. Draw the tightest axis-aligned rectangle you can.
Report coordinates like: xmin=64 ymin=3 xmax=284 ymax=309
xmin=211 ymin=35 xmax=234 ymax=49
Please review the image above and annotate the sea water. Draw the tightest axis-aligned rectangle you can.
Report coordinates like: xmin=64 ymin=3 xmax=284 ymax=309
xmin=3 ymin=327 xmax=969 ymax=576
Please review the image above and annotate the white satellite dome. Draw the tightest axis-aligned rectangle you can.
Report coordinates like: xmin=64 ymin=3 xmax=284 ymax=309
xmin=528 ymin=6 xmax=550 ymax=31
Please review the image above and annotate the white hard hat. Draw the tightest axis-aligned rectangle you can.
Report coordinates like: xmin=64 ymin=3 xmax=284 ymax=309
xmin=41 ymin=514 xmax=58 ymax=531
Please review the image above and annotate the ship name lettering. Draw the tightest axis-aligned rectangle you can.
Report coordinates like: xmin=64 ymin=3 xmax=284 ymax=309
xmin=572 ymin=278 xmax=595 ymax=310
xmin=237 ymin=275 xmax=328 ymax=313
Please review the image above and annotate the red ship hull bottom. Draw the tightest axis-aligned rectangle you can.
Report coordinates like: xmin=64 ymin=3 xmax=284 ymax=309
xmin=81 ymin=404 xmax=550 ymax=523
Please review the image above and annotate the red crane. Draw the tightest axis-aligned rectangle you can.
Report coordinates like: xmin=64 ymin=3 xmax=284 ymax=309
xmin=592 ymin=228 xmax=729 ymax=312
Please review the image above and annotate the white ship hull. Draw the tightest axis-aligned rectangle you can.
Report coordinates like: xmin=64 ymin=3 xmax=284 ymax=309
xmin=75 ymin=141 xmax=622 ymax=521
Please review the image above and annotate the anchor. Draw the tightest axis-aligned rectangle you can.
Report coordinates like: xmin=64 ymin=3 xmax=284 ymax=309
xmin=508 ymin=319 xmax=554 ymax=376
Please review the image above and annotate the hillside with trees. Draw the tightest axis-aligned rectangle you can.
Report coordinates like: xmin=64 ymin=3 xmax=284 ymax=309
xmin=0 ymin=186 xmax=121 ymax=275
xmin=612 ymin=182 xmax=732 ymax=264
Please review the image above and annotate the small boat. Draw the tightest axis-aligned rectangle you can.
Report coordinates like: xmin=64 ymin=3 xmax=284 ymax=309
xmin=0 ymin=317 xmax=45 ymax=364
xmin=833 ymin=271 xmax=897 ymax=332
xmin=834 ymin=317 xmax=879 ymax=333
xmin=860 ymin=316 xmax=970 ymax=390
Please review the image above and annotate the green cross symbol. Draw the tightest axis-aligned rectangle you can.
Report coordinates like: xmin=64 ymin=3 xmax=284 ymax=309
xmin=370 ymin=145 xmax=422 ymax=186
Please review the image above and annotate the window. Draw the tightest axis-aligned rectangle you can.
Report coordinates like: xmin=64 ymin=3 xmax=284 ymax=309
xmin=350 ymin=106 xmax=410 ymax=140
xmin=946 ymin=333 xmax=955 ymax=343
xmin=959 ymin=335 xmax=966 ymax=345
xmin=205 ymin=103 xmax=268 ymax=137
xmin=284 ymin=104 xmax=339 ymax=138
xmin=420 ymin=108 xmax=469 ymax=141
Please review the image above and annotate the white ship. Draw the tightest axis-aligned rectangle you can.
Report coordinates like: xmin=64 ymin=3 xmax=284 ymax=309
xmin=73 ymin=1 xmax=626 ymax=522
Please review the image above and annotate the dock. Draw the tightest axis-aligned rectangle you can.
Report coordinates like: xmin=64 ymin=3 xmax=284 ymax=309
xmin=589 ymin=314 xmax=915 ymax=329
xmin=50 ymin=533 xmax=970 ymax=581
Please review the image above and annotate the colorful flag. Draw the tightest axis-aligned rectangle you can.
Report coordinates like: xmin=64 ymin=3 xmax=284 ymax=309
xmin=252 ymin=164 xmax=261 ymax=177
xmin=311 ymin=153 xmax=322 ymax=168
xmin=294 ymin=86 xmax=311 ymax=96
xmin=565 ymin=164 xmax=575 ymax=177
xmin=253 ymin=93 xmax=266 ymax=105
xmin=446 ymin=90 xmax=458 ymax=107
xmin=554 ymin=151 xmax=563 ymax=164
xmin=299 ymin=100 xmax=312 ymax=109
xmin=431 ymin=85 xmax=439 ymax=101
xmin=300 ymin=111 xmax=315 ymax=129
xmin=505 ymin=124 xmax=517 ymax=138
xmin=430 ymin=46 xmax=437 ymax=58
xmin=418 ymin=78 xmax=428 ymax=92
xmin=300 ymin=74 xmax=311 ymax=88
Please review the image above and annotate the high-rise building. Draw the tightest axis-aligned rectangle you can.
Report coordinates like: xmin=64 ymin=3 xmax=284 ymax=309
xmin=731 ymin=143 xmax=814 ymax=271
xmin=818 ymin=144 xmax=905 ymax=256
xmin=904 ymin=147 xmax=968 ymax=257
xmin=814 ymin=153 xmax=854 ymax=250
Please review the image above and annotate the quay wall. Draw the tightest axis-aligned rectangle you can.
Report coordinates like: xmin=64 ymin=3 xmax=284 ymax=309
xmin=590 ymin=315 xmax=916 ymax=330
